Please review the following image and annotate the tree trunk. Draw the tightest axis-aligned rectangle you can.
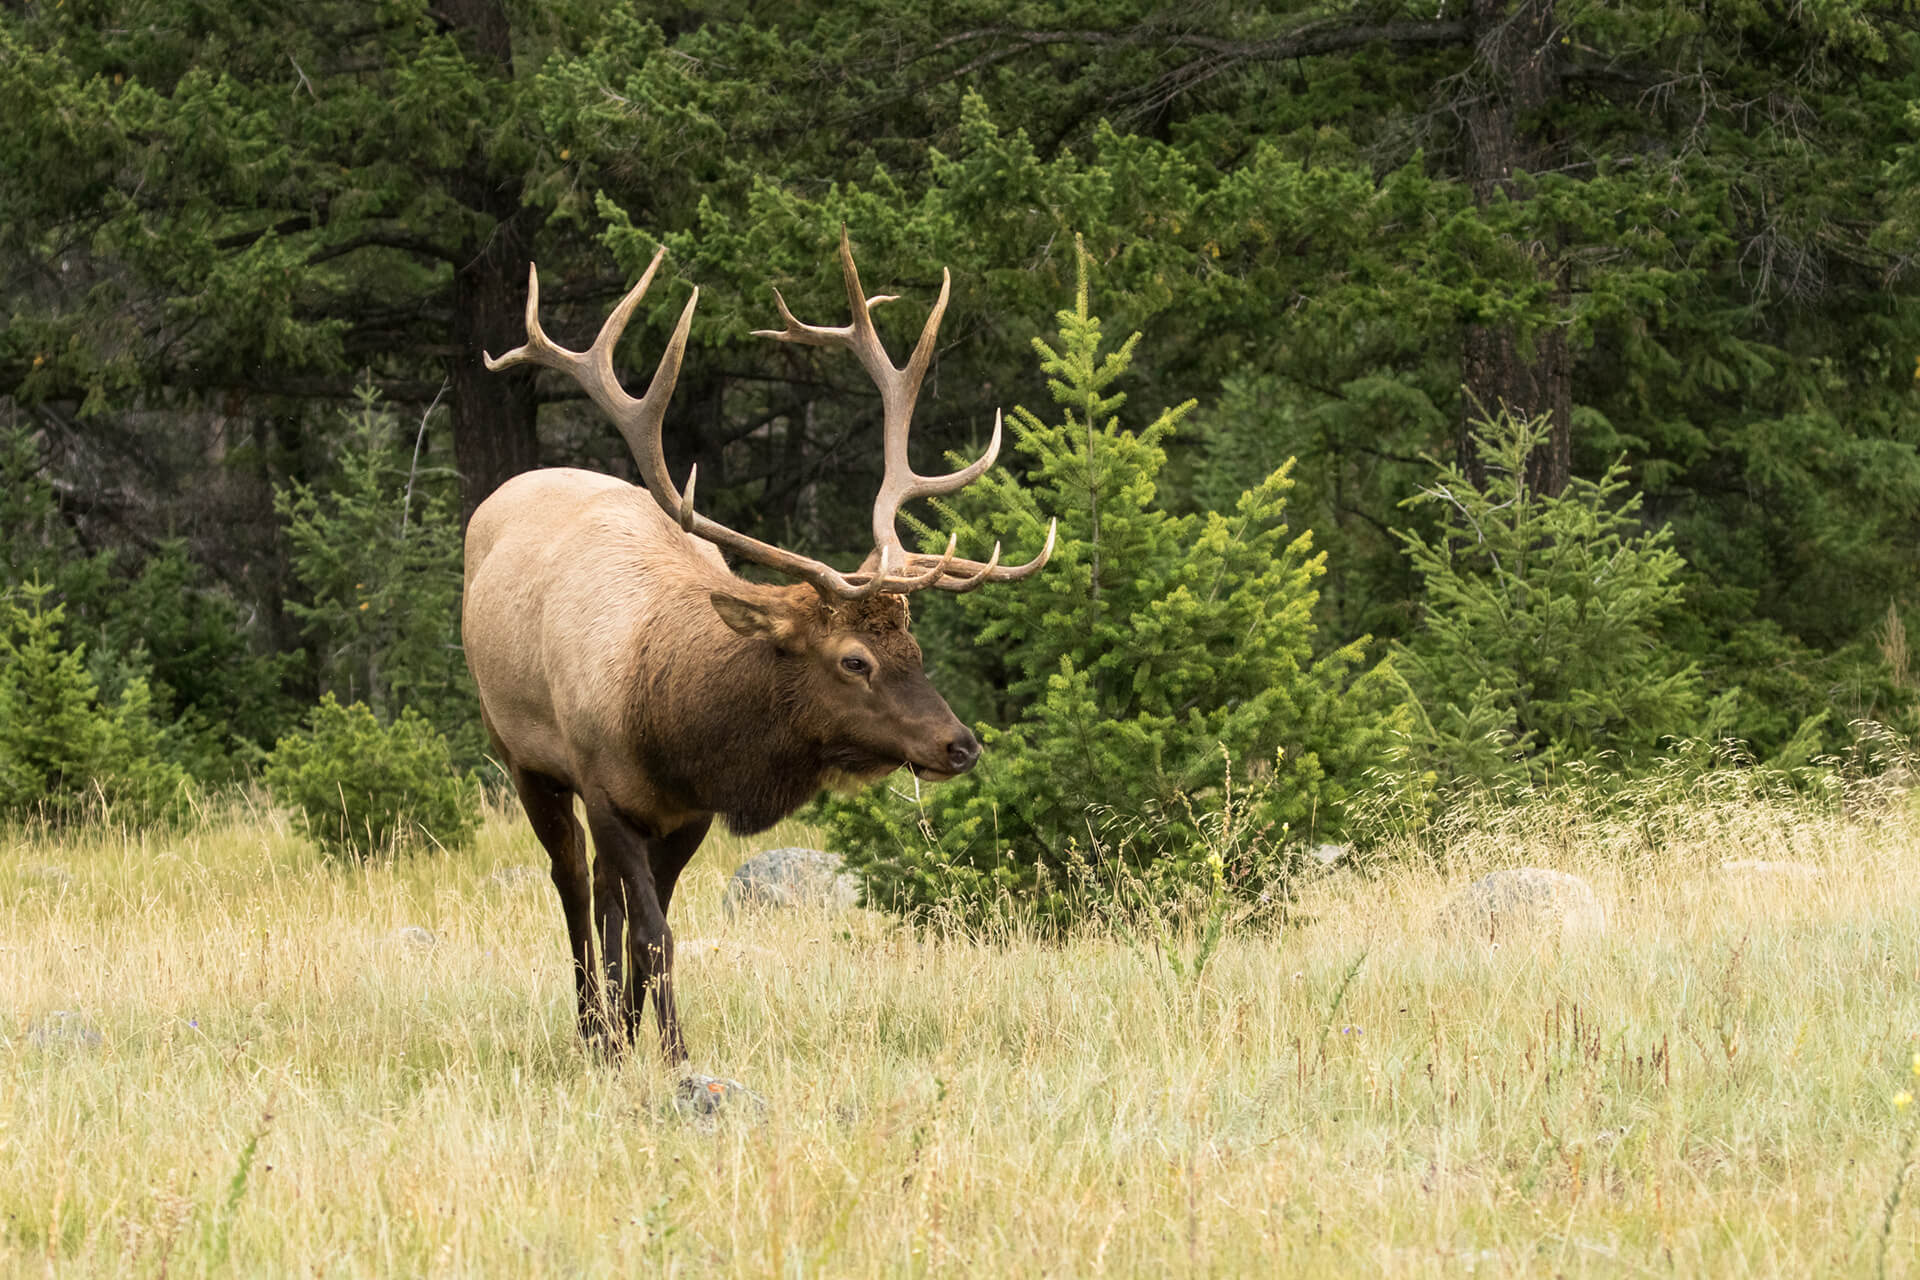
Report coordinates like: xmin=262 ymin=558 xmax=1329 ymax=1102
xmin=1458 ymin=0 xmax=1571 ymax=496
xmin=437 ymin=0 xmax=542 ymax=523
xmin=448 ymin=207 xmax=540 ymax=523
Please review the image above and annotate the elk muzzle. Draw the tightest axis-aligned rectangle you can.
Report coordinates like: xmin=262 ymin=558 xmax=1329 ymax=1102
xmin=906 ymin=720 xmax=980 ymax=782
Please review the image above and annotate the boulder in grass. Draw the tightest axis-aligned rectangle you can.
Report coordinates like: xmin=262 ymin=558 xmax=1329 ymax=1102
xmin=27 ymin=1010 xmax=103 ymax=1053
xmin=677 ymin=936 xmax=781 ymax=967
xmin=1719 ymin=859 xmax=1823 ymax=883
xmin=488 ymin=864 xmax=545 ymax=890
xmin=722 ymin=847 xmax=857 ymax=916
xmin=1440 ymin=868 xmax=1606 ymax=942
xmin=674 ymin=1073 xmax=764 ymax=1118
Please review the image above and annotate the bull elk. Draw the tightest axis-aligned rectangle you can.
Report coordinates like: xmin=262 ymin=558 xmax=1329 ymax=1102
xmin=462 ymin=231 xmax=1053 ymax=1058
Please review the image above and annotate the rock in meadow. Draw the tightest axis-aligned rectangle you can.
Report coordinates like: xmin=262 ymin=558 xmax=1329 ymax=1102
xmin=26 ymin=864 xmax=73 ymax=891
xmin=677 ymin=936 xmax=781 ymax=967
xmin=27 ymin=1010 xmax=103 ymax=1052
xmin=389 ymin=925 xmax=437 ymax=950
xmin=1440 ymin=868 xmax=1606 ymax=942
xmin=488 ymin=864 xmax=544 ymax=889
xmin=674 ymin=1073 xmax=765 ymax=1118
xmin=722 ymin=847 xmax=857 ymax=916
xmin=1718 ymin=858 xmax=1823 ymax=882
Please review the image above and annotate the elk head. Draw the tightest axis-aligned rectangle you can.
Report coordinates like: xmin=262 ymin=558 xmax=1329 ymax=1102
xmin=484 ymin=230 xmax=1053 ymax=788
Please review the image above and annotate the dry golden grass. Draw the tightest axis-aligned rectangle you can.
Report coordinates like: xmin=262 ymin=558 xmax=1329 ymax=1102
xmin=4 ymin=786 xmax=1920 ymax=1276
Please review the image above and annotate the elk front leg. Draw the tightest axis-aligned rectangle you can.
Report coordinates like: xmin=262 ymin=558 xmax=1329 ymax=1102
xmin=634 ymin=817 xmax=712 ymax=1062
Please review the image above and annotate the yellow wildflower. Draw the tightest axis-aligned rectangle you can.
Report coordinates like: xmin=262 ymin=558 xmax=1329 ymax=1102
xmin=1896 ymin=1091 xmax=1913 ymax=1112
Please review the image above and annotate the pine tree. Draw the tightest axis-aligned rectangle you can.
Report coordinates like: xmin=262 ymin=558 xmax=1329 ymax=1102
xmin=0 ymin=583 xmax=190 ymax=824
xmin=275 ymin=381 xmax=478 ymax=760
xmin=824 ymin=241 xmax=1401 ymax=929
xmin=1394 ymin=408 xmax=1725 ymax=791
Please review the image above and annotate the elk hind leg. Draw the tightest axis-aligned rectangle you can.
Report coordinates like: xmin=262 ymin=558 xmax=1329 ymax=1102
xmin=584 ymin=799 xmax=663 ymax=1050
xmin=511 ymin=767 xmax=601 ymax=1042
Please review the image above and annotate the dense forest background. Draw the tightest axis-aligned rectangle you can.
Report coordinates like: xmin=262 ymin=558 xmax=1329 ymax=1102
xmin=5 ymin=0 xmax=1920 ymax=841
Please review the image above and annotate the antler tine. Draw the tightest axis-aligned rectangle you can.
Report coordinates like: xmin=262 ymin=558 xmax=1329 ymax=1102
xmin=482 ymin=262 xmax=557 ymax=373
xmin=920 ymin=516 xmax=1057 ymax=592
xmin=485 ymin=248 xmax=698 ymax=498
xmin=934 ymin=539 xmax=1001 ymax=593
xmin=846 ymin=533 xmax=960 ymax=592
xmin=909 ymin=410 xmax=1002 ymax=498
xmin=751 ymin=288 xmax=849 ymax=349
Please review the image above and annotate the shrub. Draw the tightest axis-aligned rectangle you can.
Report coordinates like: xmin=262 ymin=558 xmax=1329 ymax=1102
xmin=264 ymin=694 xmax=479 ymax=859
xmin=821 ymin=240 xmax=1402 ymax=931
xmin=0 ymin=583 xmax=192 ymax=825
xmin=1392 ymin=408 xmax=1712 ymax=793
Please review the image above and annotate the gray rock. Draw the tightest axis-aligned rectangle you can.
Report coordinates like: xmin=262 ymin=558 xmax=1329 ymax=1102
xmin=674 ymin=1073 xmax=764 ymax=1118
xmin=389 ymin=925 xmax=437 ymax=950
xmin=1719 ymin=858 xmax=1823 ymax=881
xmin=1310 ymin=843 xmax=1348 ymax=867
xmin=27 ymin=1010 xmax=103 ymax=1052
xmin=722 ymin=847 xmax=857 ymax=915
xmin=1440 ymin=868 xmax=1606 ymax=941
xmin=677 ymin=936 xmax=781 ymax=966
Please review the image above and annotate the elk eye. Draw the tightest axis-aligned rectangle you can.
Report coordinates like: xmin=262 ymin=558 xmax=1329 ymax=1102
xmin=841 ymin=655 xmax=871 ymax=676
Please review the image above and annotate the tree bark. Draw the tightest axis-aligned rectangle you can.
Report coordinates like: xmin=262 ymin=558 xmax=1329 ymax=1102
xmin=448 ymin=205 xmax=540 ymax=523
xmin=1458 ymin=0 xmax=1571 ymax=496
xmin=437 ymin=0 xmax=542 ymax=523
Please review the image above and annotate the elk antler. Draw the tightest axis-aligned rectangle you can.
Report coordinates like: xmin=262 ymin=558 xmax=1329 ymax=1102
xmin=753 ymin=227 xmax=1055 ymax=594
xmin=485 ymin=249 xmax=884 ymax=598
xmin=486 ymin=237 xmax=1053 ymax=599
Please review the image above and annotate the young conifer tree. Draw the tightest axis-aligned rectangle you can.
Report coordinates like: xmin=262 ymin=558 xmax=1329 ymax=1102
xmin=0 ymin=583 xmax=191 ymax=824
xmin=1393 ymin=408 xmax=1725 ymax=792
xmin=275 ymin=381 xmax=479 ymax=762
xmin=824 ymin=240 xmax=1401 ymax=928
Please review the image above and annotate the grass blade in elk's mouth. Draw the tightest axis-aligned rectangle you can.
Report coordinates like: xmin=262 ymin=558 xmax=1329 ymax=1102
xmin=907 ymin=762 xmax=960 ymax=782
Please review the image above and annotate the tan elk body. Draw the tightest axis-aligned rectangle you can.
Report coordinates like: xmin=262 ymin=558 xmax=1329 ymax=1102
xmin=462 ymin=233 xmax=1052 ymax=1058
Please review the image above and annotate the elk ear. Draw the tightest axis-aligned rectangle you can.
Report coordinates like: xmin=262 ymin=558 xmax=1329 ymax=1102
xmin=709 ymin=591 xmax=803 ymax=649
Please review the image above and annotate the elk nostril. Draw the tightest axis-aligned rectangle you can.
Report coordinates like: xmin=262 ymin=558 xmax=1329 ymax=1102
xmin=946 ymin=735 xmax=980 ymax=772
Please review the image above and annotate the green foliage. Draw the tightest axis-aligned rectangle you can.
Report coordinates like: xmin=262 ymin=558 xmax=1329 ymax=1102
xmin=824 ymin=243 xmax=1401 ymax=929
xmin=0 ymin=429 xmax=289 ymax=775
xmin=1392 ymin=409 xmax=1712 ymax=791
xmin=5 ymin=0 xmax=1920 ymax=824
xmin=263 ymin=694 xmax=478 ymax=860
xmin=276 ymin=381 xmax=479 ymax=762
xmin=0 ymin=582 xmax=191 ymax=826
xmin=94 ymin=540 xmax=293 ymax=772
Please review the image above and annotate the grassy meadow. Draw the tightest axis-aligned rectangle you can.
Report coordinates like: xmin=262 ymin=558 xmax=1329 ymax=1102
xmin=4 ymin=786 xmax=1920 ymax=1277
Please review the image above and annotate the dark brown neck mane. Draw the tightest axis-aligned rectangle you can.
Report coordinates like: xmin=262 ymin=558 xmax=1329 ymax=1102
xmin=625 ymin=588 xmax=908 ymax=835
